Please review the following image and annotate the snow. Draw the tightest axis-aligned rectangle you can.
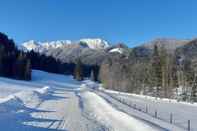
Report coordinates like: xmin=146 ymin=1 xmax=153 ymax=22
xmin=36 ymin=86 xmax=50 ymax=94
xmin=0 ymin=70 xmax=191 ymax=131
xmin=21 ymin=40 xmax=72 ymax=53
xmin=79 ymin=38 xmax=110 ymax=49
xmin=21 ymin=38 xmax=110 ymax=52
xmin=109 ymin=47 xmax=124 ymax=54
xmin=81 ymin=91 xmax=162 ymax=131
xmin=99 ymin=88 xmax=197 ymax=131
xmin=0 ymin=95 xmax=24 ymax=113
xmin=22 ymin=40 xmax=39 ymax=51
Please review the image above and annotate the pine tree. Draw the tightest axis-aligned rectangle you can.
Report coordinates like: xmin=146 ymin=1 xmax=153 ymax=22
xmin=15 ymin=52 xmax=25 ymax=79
xmin=90 ymin=69 xmax=95 ymax=81
xmin=74 ymin=58 xmax=83 ymax=81
xmin=160 ymin=45 xmax=167 ymax=97
xmin=191 ymin=73 xmax=197 ymax=102
xmin=169 ymin=56 xmax=179 ymax=98
xmin=24 ymin=59 xmax=31 ymax=80
xmin=152 ymin=45 xmax=162 ymax=98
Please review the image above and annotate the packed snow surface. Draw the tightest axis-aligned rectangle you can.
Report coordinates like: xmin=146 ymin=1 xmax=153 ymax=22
xmin=0 ymin=70 xmax=191 ymax=131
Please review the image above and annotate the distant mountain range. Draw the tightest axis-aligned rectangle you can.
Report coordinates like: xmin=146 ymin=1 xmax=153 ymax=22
xmin=20 ymin=37 xmax=197 ymax=65
xmin=20 ymin=38 xmax=127 ymax=65
xmin=21 ymin=38 xmax=110 ymax=52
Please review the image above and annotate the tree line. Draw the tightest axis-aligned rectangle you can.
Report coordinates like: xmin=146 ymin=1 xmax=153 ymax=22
xmin=0 ymin=32 xmax=31 ymax=80
xmin=99 ymin=44 xmax=197 ymax=102
xmin=26 ymin=50 xmax=99 ymax=81
xmin=0 ymin=32 xmax=99 ymax=82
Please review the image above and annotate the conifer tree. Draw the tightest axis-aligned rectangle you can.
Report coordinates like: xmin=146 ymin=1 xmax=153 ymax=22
xmin=90 ymin=69 xmax=95 ymax=81
xmin=74 ymin=58 xmax=83 ymax=81
xmin=24 ymin=59 xmax=31 ymax=80
xmin=152 ymin=45 xmax=162 ymax=97
xmin=15 ymin=52 xmax=25 ymax=79
xmin=191 ymin=73 xmax=197 ymax=102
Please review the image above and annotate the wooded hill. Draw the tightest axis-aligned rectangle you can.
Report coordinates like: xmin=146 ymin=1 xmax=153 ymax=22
xmin=99 ymin=39 xmax=197 ymax=102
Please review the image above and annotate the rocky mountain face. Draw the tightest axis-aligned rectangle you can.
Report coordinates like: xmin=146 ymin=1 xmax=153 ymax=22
xmin=22 ymin=38 xmax=110 ymax=52
xmin=20 ymin=38 xmax=129 ymax=66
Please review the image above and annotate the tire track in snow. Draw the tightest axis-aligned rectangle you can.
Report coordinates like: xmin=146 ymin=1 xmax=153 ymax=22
xmin=75 ymin=90 xmax=111 ymax=131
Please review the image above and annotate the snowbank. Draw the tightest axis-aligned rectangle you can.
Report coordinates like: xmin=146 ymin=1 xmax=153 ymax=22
xmin=0 ymin=86 xmax=51 ymax=113
xmin=35 ymin=86 xmax=50 ymax=95
xmin=0 ymin=95 xmax=25 ymax=113
xmin=81 ymin=91 xmax=162 ymax=131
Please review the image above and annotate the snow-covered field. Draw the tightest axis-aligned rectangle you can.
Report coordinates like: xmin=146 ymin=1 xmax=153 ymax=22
xmin=98 ymin=88 xmax=197 ymax=131
xmin=0 ymin=70 xmax=192 ymax=131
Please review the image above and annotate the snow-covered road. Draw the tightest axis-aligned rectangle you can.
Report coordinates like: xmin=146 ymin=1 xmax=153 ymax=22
xmin=0 ymin=70 xmax=186 ymax=131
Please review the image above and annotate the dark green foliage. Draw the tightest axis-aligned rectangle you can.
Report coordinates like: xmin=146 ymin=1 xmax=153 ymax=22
xmin=0 ymin=32 xmax=32 ymax=80
xmin=26 ymin=49 xmax=98 ymax=80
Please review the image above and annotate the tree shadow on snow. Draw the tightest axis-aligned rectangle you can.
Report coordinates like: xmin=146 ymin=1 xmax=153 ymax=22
xmin=41 ymin=90 xmax=70 ymax=101
xmin=0 ymin=106 xmax=68 ymax=131
xmin=0 ymin=98 xmax=69 ymax=131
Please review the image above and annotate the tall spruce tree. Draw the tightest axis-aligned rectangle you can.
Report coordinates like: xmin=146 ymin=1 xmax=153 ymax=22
xmin=191 ymin=74 xmax=197 ymax=102
xmin=152 ymin=45 xmax=162 ymax=98
xmin=74 ymin=58 xmax=83 ymax=81
xmin=15 ymin=52 xmax=26 ymax=80
xmin=90 ymin=69 xmax=95 ymax=81
xmin=24 ymin=59 xmax=31 ymax=80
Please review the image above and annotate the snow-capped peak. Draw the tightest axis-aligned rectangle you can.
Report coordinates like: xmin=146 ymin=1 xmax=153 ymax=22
xmin=21 ymin=40 xmax=72 ymax=52
xmin=22 ymin=40 xmax=39 ymax=51
xmin=41 ymin=40 xmax=72 ymax=49
xmin=79 ymin=38 xmax=110 ymax=49
xmin=21 ymin=38 xmax=110 ymax=52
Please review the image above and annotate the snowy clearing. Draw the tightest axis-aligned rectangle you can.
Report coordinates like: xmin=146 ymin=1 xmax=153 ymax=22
xmin=0 ymin=70 xmax=192 ymax=131
xmin=99 ymin=88 xmax=197 ymax=131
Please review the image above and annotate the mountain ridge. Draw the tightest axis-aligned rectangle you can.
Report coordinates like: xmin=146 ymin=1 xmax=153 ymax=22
xmin=21 ymin=38 xmax=110 ymax=52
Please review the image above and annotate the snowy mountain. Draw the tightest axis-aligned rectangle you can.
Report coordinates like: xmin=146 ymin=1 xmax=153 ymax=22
xmin=22 ymin=40 xmax=39 ymax=51
xmin=22 ymin=40 xmax=72 ymax=52
xmin=21 ymin=38 xmax=110 ymax=52
xmin=79 ymin=38 xmax=110 ymax=49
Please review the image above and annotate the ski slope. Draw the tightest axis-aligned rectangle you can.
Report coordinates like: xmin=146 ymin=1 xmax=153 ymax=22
xmin=0 ymin=70 xmax=186 ymax=131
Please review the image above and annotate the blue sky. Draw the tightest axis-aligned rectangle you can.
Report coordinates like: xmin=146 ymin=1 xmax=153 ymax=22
xmin=0 ymin=0 xmax=197 ymax=47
